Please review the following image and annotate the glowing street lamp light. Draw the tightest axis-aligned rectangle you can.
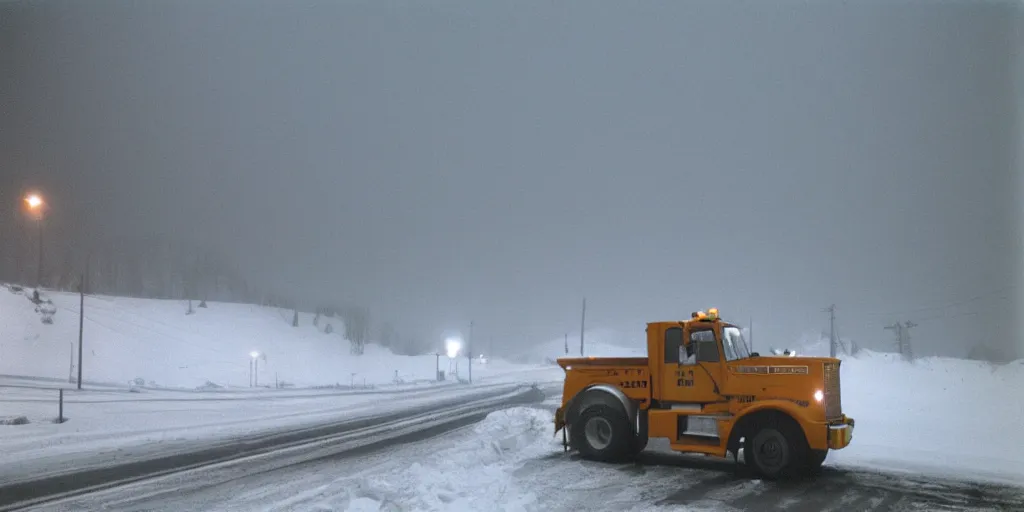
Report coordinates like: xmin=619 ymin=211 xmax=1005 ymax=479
xmin=25 ymin=194 xmax=43 ymax=209
xmin=23 ymin=193 xmax=45 ymax=288
xmin=445 ymin=338 xmax=462 ymax=359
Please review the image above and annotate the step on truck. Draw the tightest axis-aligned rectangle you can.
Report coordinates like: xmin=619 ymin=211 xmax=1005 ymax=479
xmin=554 ymin=308 xmax=855 ymax=479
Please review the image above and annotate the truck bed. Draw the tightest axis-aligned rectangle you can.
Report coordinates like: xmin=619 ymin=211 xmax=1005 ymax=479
xmin=556 ymin=356 xmax=649 ymax=369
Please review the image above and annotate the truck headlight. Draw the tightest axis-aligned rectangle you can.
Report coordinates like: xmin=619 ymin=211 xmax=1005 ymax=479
xmin=814 ymin=389 xmax=824 ymax=402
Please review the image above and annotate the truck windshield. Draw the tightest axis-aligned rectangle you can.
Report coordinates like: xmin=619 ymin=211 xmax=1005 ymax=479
xmin=722 ymin=326 xmax=751 ymax=361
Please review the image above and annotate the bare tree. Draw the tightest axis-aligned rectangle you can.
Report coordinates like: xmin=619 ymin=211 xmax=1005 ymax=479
xmin=343 ymin=305 xmax=370 ymax=355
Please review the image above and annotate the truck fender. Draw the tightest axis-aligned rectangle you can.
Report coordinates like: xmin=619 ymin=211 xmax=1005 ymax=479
xmin=564 ymin=384 xmax=640 ymax=435
xmin=725 ymin=400 xmax=810 ymax=454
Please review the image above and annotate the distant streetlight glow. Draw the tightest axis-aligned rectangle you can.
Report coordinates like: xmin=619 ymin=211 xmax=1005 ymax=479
xmin=250 ymin=351 xmax=260 ymax=359
xmin=23 ymin=193 xmax=46 ymax=288
xmin=445 ymin=338 xmax=462 ymax=359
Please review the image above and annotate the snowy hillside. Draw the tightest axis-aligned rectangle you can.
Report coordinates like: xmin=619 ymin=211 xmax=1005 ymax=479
xmin=514 ymin=327 xmax=648 ymax=364
xmin=0 ymin=285 xmax=552 ymax=389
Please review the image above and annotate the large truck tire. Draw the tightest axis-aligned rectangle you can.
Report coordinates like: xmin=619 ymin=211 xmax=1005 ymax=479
xmin=570 ymin=404 xmax=633 ymax=463
xmin=743 ymin=413 xmax=809 ymax=479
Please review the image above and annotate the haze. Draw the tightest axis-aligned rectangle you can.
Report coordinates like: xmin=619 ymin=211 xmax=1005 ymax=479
xmin=1 ymin=1 xmax=1021 ymax=359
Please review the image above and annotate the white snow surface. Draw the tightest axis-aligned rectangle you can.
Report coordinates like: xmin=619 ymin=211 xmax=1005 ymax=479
xmin=0 ymin=285 xmax=553 ymax=389
xmin=0 ymin=284 xmax=563 ymax=483
xmin=2 ymin=284 xmax=1022 ymax=496
xmin=829 ymin=349 xmax=1024 ymax=485
xmin=270 ymin=406 xmax=565 ymax=512
xmin=254 ymin=351 xmax=1024 ymax=512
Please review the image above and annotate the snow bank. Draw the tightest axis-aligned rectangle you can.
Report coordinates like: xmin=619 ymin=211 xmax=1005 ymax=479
xmin=289 ymin=407 xmax=559 ymax=512
xmin=0 ymin=285 xmax=552 ymax=389
xmin=832 ymin=350 xmax=1024 ymax=485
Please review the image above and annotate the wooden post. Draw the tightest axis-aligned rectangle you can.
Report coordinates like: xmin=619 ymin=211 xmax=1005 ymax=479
xmin=468 ymin=321 xmax=473 ymax=384
xmin=77 ymin=267 xmax=86 ymax=390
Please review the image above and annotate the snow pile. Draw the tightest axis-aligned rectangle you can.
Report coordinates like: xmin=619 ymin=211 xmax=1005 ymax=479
xmin=298 ymin=407 xmax=559 ymax=512
xmin=833 ymin=350 xmax=1024 ymax=485
xmin=0 ymin=286 xmax=553 ymax=389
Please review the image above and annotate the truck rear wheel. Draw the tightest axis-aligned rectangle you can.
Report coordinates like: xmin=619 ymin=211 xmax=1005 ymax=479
xmin=570 ymin=404 xmax=632 ymax=462
xmin=743 ymin=414 xmax=808 ymax=479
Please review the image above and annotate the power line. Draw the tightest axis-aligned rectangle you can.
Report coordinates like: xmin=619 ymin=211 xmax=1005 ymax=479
xmin=865 ymin=285 xmax=1016 ymax=319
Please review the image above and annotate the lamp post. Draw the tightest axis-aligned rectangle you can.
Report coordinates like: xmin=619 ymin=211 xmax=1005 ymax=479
xmin=250 ymin=351 xmax=260 ymax=387
xmin=24 ymin=194 xmax=44 ymax=288
xmin=445 ymin=337 xmax=462 ymax=380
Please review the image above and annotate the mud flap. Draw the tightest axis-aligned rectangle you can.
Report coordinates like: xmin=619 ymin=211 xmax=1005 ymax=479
xmin=554 ymin=407 xmax=569 ymax=452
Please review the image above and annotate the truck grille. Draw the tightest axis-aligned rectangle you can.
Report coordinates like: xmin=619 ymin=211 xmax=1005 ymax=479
xmin=823 ymin=362 xmax=842 ymax=419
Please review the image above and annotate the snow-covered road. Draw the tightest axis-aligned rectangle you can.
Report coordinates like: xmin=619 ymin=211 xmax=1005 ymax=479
xmin=28 ymin=396 xmax=1024 ymax=512
xmin=0 ymin=380 xmax=559 ymax=492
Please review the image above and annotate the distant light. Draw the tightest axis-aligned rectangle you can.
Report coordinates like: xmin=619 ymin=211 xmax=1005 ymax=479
xmin=445 ymin=338 xmax=462 ymax=358
xmin=25 ymin=194 xmax=43 ymax=209
xmin=250 ymin=351 xmax=260 ymax=359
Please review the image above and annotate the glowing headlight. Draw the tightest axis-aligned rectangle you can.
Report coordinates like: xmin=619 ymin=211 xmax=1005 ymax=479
xmin=814 ymin=389 xmax=824 ymax=402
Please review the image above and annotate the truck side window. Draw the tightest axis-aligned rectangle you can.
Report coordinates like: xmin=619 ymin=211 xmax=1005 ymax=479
xmin=691 ymin=329 xmax=720 ymax=363
xmin=664 ymin=327 xmax=683 ymax=364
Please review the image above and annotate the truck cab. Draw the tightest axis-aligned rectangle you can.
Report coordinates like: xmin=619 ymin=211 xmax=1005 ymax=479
xmin=554 ymin=309 xmax=855 ymax=479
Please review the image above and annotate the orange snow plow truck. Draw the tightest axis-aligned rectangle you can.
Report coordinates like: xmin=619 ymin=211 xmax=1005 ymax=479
xmin=554 ymin=308 xmax=855 ymax=479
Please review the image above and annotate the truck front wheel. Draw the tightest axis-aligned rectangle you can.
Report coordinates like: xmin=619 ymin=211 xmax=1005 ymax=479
xmin=570 ymin=404 xmax=632 ymax=462
xmin=743 ymin=415 xmax=808 ymax=479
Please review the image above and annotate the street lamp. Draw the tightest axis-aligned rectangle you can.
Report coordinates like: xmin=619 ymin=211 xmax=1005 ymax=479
xmin=250 ymin=351 xmax=260 ymax=387
xmin=445 ymin=338 xmax=462 ymax=359
xmin=23 ymin=194 xmax=45 ymax=288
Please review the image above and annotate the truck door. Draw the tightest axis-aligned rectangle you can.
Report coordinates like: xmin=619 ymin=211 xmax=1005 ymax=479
xmin=660 ymin=323 xmax=724 ymax=405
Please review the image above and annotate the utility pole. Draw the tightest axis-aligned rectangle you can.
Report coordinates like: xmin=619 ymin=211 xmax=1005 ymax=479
xmin=468 ymin=320 xmax=473 ymax=384
xmin=579 ymin=298 xmax=586 ymax=357
xmin=824 ymin=304 xmax=836 ymax=357
xmin=902 ymin=321 xmax=916 ymax=360
xmin=885 ymin=322 xmax=901 ymax=358
xmin=37 ymin=215 xmax=44 ymax=288
xmin=884 ymin=321 xmax=915 ymax=360
xmin=77 ymin=261 xmax=87 ymax=390
xmin=564 ymin=333 xmax=568 ymax=355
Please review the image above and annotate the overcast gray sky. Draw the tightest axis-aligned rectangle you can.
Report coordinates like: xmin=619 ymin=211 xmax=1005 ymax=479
xmin=1 ymin=0 xmax=1020 ymax=358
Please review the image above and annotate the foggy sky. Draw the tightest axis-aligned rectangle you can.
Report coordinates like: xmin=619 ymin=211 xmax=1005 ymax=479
xmin=2 ymin=0 xmax=1021 ymax=358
